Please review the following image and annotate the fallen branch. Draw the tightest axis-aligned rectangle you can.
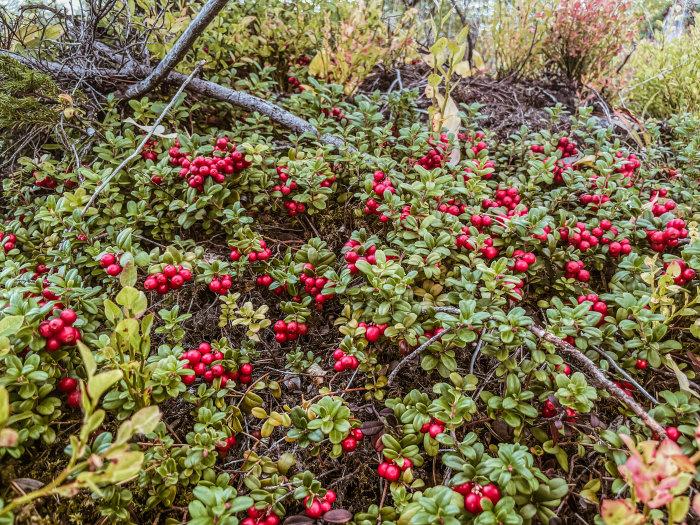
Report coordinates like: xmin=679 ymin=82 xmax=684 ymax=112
xmin=527 ymin=323 xmax=667 ymax=439
xmin=417 ymin=307 xmax=667 ymax=438
xmin=386 ymin=324 xmax=460 ymax=386
xmin=122 ymin=0 xmax=230 ymax=99
xmin=80 ymin=61 xmax=205 ymax=217
xmin=2 ymin=52 xmax=355 ymax=153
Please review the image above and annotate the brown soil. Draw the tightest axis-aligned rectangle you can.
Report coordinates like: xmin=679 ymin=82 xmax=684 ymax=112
xmin=359 ymin=64 xmax=579 ymax=138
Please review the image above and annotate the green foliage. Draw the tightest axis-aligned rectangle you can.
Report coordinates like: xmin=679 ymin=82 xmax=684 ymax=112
xmin=620 ymin=14 xmax=700 ymax=118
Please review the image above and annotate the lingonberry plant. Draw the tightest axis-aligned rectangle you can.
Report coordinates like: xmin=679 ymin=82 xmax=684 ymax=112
xmin=0 ymin=1 xmax=699 ymax=524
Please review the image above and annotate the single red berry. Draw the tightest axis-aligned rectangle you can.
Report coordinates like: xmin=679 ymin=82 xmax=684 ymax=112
xmin=58 ymin=377 xmax=77 ymax=393
xmin=482 ymin=483 xmax=501 ymax=505
xmin=67 ymin=389 xmax=81 ymax=408
xmin=341 ymin=437 xmax=357 ymax=452
xmin=59 ymin=309 xmax=77 ymax=325
xmin=666 ymin=426 xmax=680 ymax=441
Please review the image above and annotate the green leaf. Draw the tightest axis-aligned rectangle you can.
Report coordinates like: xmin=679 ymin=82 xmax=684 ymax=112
xmin=119 ymin=260 xmax=138 ymax=288
xmin=78 ymin=341 xmax=97 ymax=378
xmin=88 ymin=370 xmax=123 ymax=403
xmin=0 ymin=315 xmax=23 ymax=337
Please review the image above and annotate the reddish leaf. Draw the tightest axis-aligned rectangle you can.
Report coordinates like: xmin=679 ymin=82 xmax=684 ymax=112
xmin=372 ymin=429 xmax=386 ymax=453
xmin=322 ymin=509 xmax=353 ymax=523
xmin=360 ymin=420 xmax=385 ymax=436
xmin=283 ymin=515 xmax=315 ymax=525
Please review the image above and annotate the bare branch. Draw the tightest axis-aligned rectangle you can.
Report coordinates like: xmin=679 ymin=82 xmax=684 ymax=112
xmin=80 ymin=61 xmax=205 ymax=217
xmin=420 ymin=306 xmax=668 ymax=438
xmin=527 ymin=323 xmax=667 ymax=439
xmin=121 ymin=0 xmax=230 ymax=99
xmin=387 ymin=325 xmax=460 ymax=386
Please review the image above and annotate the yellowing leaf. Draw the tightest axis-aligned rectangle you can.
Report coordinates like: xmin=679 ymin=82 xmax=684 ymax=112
xmin=422 ymin=53 xmax=435 ymax=68
xmin=472 ymin=50 xmax=485 ymax=71
xmin=574 ymin=155 xmax=597 ymax=166
xmin=308 ymin=52 xmax=329 ymax=77
xmin=454 ymin=61 xmax=472 ymax=77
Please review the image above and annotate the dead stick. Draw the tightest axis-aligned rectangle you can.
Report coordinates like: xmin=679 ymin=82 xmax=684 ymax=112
xmin=122 ymin=0 xmax=230 ymax=98
xmin=422 ymin=307 xmax=667 ymax=438
xmin=527 ymin=323 xmax=667 ymax=439
xmin=386 ymin=325 xmax=460 ymax=386
xmin=80 ymin=61 xmax=205 ymax=217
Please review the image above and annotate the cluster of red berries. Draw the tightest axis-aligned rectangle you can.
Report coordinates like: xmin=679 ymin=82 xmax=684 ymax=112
xmin=180 ymin=343 xmax=252 ymax=386
xmin=230 ymin=240 xmax=272 ymax=262
xmin=468 ymin=139 xmax=488 ymax=156
xmin=614 ymin=380 xmax=636 ymax=398
xmin=140 ymin=139 xmax=159 ymax=161
xmin=0 ymin=232 xmax=17 ymax=252
xmin=662 ymin=166 xmax=681 ymax=180
xmin=57 ymin=377 xmax=81 ymax=408
xmin=300 ymin=265 xmax=333 ymax=307
xmin=370 ymin=170 xmax=395 ymax=200
xmin=273 ymin=166 xmax=335 ymax=216
xmin=287 ymin=76 xmax=303 ymax=91
xmin=551 ymin=159 xmax=574 ymax=183
xmin=255 ymin=274 xmax=274 ymax=288
xmin=455 ymin=233 xmax=499 ymax=260
xmin=576 ymin=293 xmax=608 ymax=317
xmin=556 ymin=136 xmax=578 ymax=156
xmin=650 ymin=189 xmax=677 ymax=217
xmin=321 ymin=107 xmax=347 ymax=121
xmin=483 ymin=187 xmax=522 ymax=213
xmin=99 ymin=253 xmax=122 ymax=276
xmin=636 ymin=359 xmax=647 ymax=370
xmin=39 ymin=308 xmax=81 ymax=351
xmin=564 ymin=260 xmax=590 ymax=282
xmin=144 ymin=265 xmax=193 ymax=293
xmin=33 ymin=170 xmax=58 ymax=189
xmin=170 ymin=137 xmax=251 ymax=191
xmin=542 ymin=400 xmax=577 ymax=421
xmin=415 ymin=135 xmax=448 ymax=169
xmin=541 ymin=399 xmax=557 ymax=418
xmin=297 ymin=56 xmax=311 ymax=66
xmin=208 ymin=274 xmax=232 ymax=295
xmin=340 ymin=428 xmax=364 ymax=452
xmin=613 ymin=152 xmax=640 ymax=187
xmin=663 ymin=259 xmax=696 ymax=285
xmin=419 ymin=417 xmax=446 ymax=438
xmin=579 ymin=193 xmax=612 ymax=208
xmin=273 ymin=319 xmax=308 ymax=343
xmin=562 ymin=221 xmax=627 ymax=254
xmin=467 ymin=214 xmax=493 ymax=231
xmin=437 ymin=198 xmax=467 ymax=216
xmin=608 ymin=238 xmax=632 ymax=257
xmin=510 ymin=250 xmax=536 ymax=273
xmin=215 ymin=434 xmax=237 ymax=456
xmin=343 ymin=241 xmax=378 ymax=275
xmin=282 ymin=201 xmax=307 ymax=216
xmin=241 ymin=505 xmax=282 ymax=525
xmin=454 ymin=482 xmax=501 ymax=515
xmin=532 ymin=225 xmax=552 ymax=242
xmin=302 ymin=491 xmax=336 ymax=519
xmin=646 ymin=219 xmax=688 ymax=252
xmin=332 ymin=348 xmax=359 ymax=372
xmin=35 ymin=277 xmax=61 ymax=306
xmin=462 ymin=158 xmax=495 ymax=181
xmin=377 ymin=458 xmax=412 ymax=482
xmin=361 ymin=322 xmax=387 ymax=342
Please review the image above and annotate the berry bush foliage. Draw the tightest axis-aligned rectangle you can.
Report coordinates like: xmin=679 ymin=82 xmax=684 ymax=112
xmin=2 ymin=47 xmax=700 ymax=525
